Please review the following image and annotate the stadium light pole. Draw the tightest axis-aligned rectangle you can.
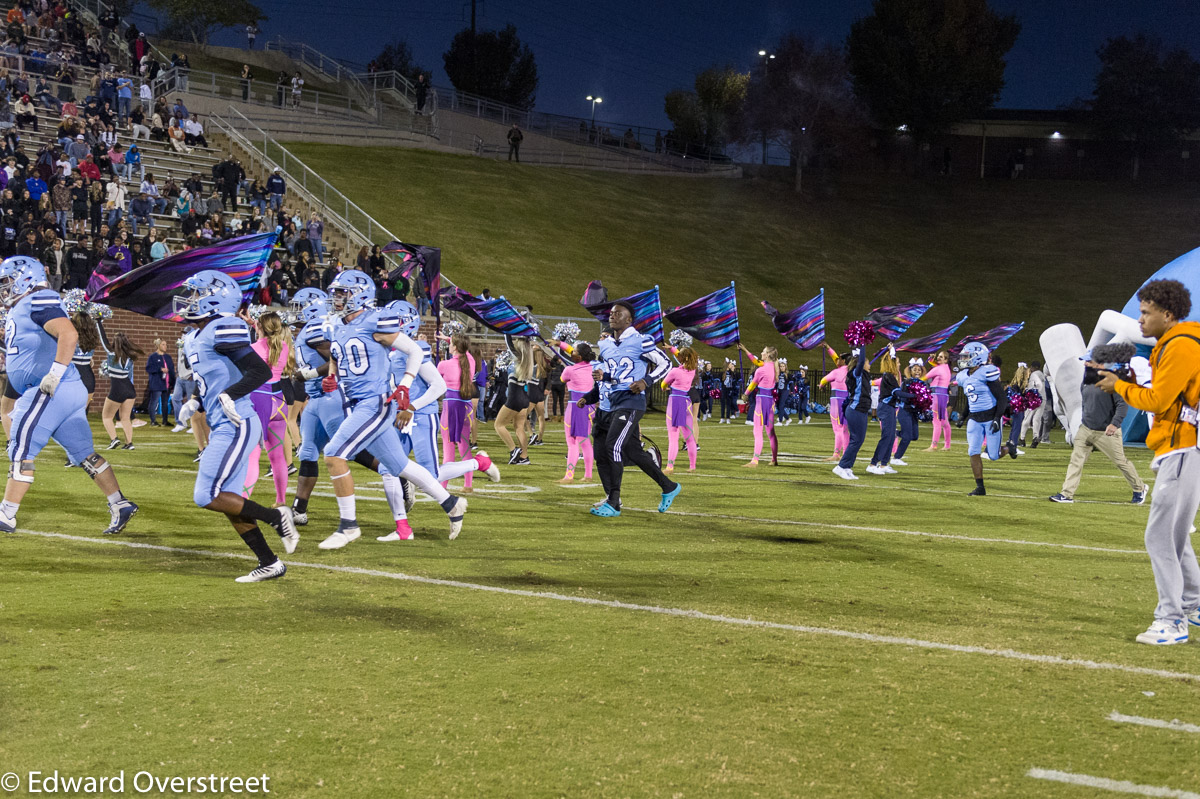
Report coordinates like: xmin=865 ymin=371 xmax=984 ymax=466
xmin=587 ymin=95 xmax=602 ymax=126
xmin=758 ymin=50 xmax=775 ymax=165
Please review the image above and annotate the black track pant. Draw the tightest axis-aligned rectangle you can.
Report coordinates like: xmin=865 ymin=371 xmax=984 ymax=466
xmin=595 ymin=406 xmax=676 ymax=509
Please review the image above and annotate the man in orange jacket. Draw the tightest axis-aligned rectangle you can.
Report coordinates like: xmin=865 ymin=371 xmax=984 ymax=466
xmin=1099 ymin=279 xmax=1200 ymax=645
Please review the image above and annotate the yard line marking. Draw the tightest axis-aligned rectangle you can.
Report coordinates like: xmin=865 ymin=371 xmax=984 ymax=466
xmin=14 ymin=528 xmax=1195 ymax=683
xmin=1027 ymin=768 xmax=1200 ymax=798
xmin=1108 ymin=711 xmax=1200 ymax=734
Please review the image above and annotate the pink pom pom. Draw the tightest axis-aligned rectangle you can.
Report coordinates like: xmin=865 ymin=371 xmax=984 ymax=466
xmin=843 ymin=320 xmax=876 ymax=348
xmin=1023 ymin=388 xmax=1043 ymax=410
xmin=904 ymin=378 xmax=933 ymax=412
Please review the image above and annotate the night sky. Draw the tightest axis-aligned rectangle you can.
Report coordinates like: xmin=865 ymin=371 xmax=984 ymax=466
xmin=196 ymin=0 xmax=1200 ymax=133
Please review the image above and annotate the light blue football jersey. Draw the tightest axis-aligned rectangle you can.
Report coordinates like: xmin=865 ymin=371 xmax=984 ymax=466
xmin=326 ymin=307 xmax=400 ymax=400
xmin=955 ymin=365 xmax=1001 ymax=413
xmin=5 ymin=288 xmax=80 ymax=393
xmin=389 ymin=340 xmax=437 ymax=416
xmin=184 ymin=316 xmax=256 ymax=427
xmin=296 ymin=318 xmax=330 ymax=400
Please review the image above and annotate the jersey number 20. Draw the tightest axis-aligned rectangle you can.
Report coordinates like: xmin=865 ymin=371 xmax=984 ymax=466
xmin=331 ymin=337 xmax=370 ymax=377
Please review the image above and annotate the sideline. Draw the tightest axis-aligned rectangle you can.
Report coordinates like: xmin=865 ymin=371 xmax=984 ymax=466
xmin=1027 ymin=768 xmax=1200 ymax=798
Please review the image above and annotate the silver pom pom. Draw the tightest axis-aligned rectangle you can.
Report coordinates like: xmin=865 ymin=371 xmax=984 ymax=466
xmin=495 ymin=350 xmax=515 ymax=370
xmin=62 ymin=289 xmax=88 ymax=315
xmin=442 ymin=319 xmax=466 ymax=338
xmin=90 ymin=303 xmax=112 ymax=320
xmin=553 ymin=322 xmax=580 ymax=342
xmin=669 ymin=329 xmax=693 ymax=349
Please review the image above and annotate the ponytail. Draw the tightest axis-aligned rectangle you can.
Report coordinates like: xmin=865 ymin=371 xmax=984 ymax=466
xmin=453 ymin=334 xmax=476 ymax=399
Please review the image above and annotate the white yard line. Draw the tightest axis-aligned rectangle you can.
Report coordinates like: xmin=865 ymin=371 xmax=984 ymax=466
xmin=13 ymin=528 xmax=1197 ymax=684
xmin=1027 ymin=768 xmax=1200 ymax=798
xmin=1108 ymin=712 xmax=1200 ymax=734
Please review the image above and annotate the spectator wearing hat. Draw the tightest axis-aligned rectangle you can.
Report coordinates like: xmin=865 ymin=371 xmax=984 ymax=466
xmin=265 ymin=168 xmax=285 ymax=211
xmin=13 ymin=93 xmax=36 ymax=130
xmin=67 ymin=134 xmax=89 ymax=166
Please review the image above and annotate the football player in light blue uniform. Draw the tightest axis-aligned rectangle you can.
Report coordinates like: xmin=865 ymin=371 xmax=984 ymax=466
xmin=953 ymin=341 xmax=1007 ymax=496
xmin=287 ymin=288 xmax=415 ymax=531
xmin=318 ymin=271 xmax=467 ymax=550
xmin=0 ymin=255 xmax=137 ymax=535
xmin=175 ymin=270 xmax=299 ymax=582
xmin=375 ymin=301 xmax=499 ymax=542
xmin=591 ymin=302 xmax=680 ymax=517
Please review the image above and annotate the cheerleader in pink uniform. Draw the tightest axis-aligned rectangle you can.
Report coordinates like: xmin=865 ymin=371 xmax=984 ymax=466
xmin=819 ymin=344 xmax=850 ymax=462
xmin=437 ymin=333 xmax=478 ymax=490
xmin=555 ymin=340 xmax=597 ymax=483
xmin=245 ymin=311 xmax=293 ymax=507
xmin=923 ymin=350 xmax=952 ymax=451
xmin=660 ymin=347 xmax=698 ymax=472
xmin=739 ymin=344 xmax=779 ymax=467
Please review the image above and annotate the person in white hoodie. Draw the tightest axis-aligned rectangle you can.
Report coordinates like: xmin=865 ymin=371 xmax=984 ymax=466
xmin=105 ymin=177 xmax=127 ymax=227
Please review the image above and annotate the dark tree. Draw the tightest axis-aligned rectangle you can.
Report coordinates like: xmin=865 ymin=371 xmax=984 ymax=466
xmin=846 ymin=0 xmax=1019 ymax=144
xmin=148 ymin=0 xmax=266 ymax=45
xmin=371 ymin=40 xmax=425 ymax=82
xmin=1089 ymin=34 xmax=1200 ymax=180
xmin=663 ymin=65 xmax=747 ymax=155
xmin=735 ymin=36 xmax=863 ymax=192
xmin=442 ymin=24 xmax=538 ymax=110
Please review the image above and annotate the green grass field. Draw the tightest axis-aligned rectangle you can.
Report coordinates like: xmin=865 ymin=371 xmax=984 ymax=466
xmin=282 ymin=144 xmax=1200 ymax=361
xmin=3 ymin=413 xmax=1198 ymax=797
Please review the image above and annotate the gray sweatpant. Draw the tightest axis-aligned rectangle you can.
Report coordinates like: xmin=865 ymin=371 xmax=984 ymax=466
xmin=1146 ymin=448 xmax=1200 ymax=621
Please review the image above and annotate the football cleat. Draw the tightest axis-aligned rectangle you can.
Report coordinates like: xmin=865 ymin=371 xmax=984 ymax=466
xmin=447 ymin=497 xmax=467 ymax=540
xmin=235 ymin=559 xmax=287 ymax=583
xmin=318 ymin=528 xmax=361 ymax=550
xmin=967 ymin=486 xmax=986 ymax=496
xmin=377 ymin=520 xmax=414 ymax=542
xmin=292 ymin=509 xmax=308 ymax=526
xmin=475 ymin=451 xmax=501 ymax=482
xmin=103 ymin=500 xmax=138 ymax=535
xmin=402 ymin=478 xmax=416 ymax=513
xmin=1007 ymin=441 xmax=1018 ymax=459
xmin=271 ymin=506 xmax=300 ymax=554
xmin=0 ymin=513 xmax=14 ymax=533
xmin=1132 ymin=490 xmax=1147 ymax=505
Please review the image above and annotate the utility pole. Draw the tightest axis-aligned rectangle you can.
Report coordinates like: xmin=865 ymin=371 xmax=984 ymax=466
xmin=471 ymin=0 xmax=477 ymax=94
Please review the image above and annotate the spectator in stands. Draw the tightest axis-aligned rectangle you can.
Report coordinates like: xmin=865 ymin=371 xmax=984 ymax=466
xmin=149 ymin=108 xmax=166 ymax=141
xmin=54 ymin=153 xmax=72 ymax=180
xmin=115 ymin=72 xmax=131 ymax=124
xmin=127 ymin=191 xmax=152 ymax=235
xmin=369 ymin=246 xmax=391 ymax=304
xmin=171 ymin=96 xmax=188 ymax=120
xmin=216 ymin=156 xmax=240 ymax=210
xmin=180 ymin=206 xmax=201 ymax=237
xmin=104 ymin=175 xmax=125 ymax=227
xmin=108 ymin=142 xmax=127 ymax=180
xmin=139 ymin=80 xmax=151 ymax=113
xmin=306 ymin=211 xmax=323 ymax=259
xmin=24 ymin=170 xmax=45 ymax=201
xmin=34 ymin=76 xmax=60 ymax=112
xmin=70 ymin=175 xmax=87 ymax=235
xmin=128 ymin=237 xmax=146 ymax=269
xmin=173 ymin=188 xmax=190 ymax=218
xmin=246 ymin=23 xmax=259 ymax=49
xmin=41 ymin=235 xmax=64 ymax=289
xmin=66 ymin=133 xmax=87 ymax=166
xmin=141 ymin=173 xmax=166 ymax=214
xmin=16 ymin=227 xmax=37 ymax=256
xmin=0 ymin=100 xmax=13 ymax=133
xmin=203 ymin=190 xmax=221 ymax=218
xmin=174 ymin=55 xmax=190 ymax=91
xmin=87 ymin=173 xmax=103 ymax=234
xmin=150 ymin=230 xmax=168 ymax=260
xmin=507 ymin=123 xmax=523 ymax=162
xmin=240 ymin=64 xmax=253 ymax=102
xmin=245 ymin=206 xmax=264 ymax=233
xmin=290 ymin=71 xmax=303 ymax=109
xmin=125 ymin=143 xmax=143 ymax=183
xmin=296 ymin=258 xmax=320 ymax=289
xmin=246 ymin=177 xmax=266 ymax=214
xmin=265 ymin=167 xmax=284 ymax=210
xmin=65 ymin=233 xmax=93 ymax=289
xmin=415 ymin=73 xmax=428 ymax=115
xmin=183 ymin=115 xmax=206 ymax=147
xmin=655 ymin=130 xmax=663 ymax=153
xmin=129 ymin=106 xmax=149 ymax=140
xmin=49 ymin=175 xmax=68 ymax=236
xmin=13 ymin=92 xmax=36 ymax=130
xmin=275 ymin=70 xmax=287 ymax=107
xmin=167 ymin=118 xmax=190 ymax=154
xmin=162 ymin=174 xmax=181 ymax=202
xmin=293 ymin=227 xmax=315 ymax=261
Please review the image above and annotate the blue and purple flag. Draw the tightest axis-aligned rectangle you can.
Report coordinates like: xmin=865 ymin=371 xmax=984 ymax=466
xmin=763 ymin=289 xmax=825 ymax=350
xmin=85 ymin=232 xmax=277 ymax=321
xmin=383 ymin=241 xmax=441 ymax=307
xmin=893 ymin=316 xmax=968 ymax=354
xmin=865 ymin=303 xmax=932 ymax=341
xmin=951 ymin=321 xmax=1025 ymax=353
xmin=665 ymin=283 xmax=739 ymax=348
xmin=439 ymin=287 xmax=539 ymax=337
xmin=581 ymin=284 xmax=664 ymax=344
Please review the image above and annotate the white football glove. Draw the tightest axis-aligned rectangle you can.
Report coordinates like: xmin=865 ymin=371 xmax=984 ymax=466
xmin=218 ymin=392 xmax=243 ymax=425
xmin=178 ymin=398 xmax=200 ymax=423
xmin=39 ymin=362 xmax=67 ymax=396
xmin=297 ymin=366 xmax=319 ymax=380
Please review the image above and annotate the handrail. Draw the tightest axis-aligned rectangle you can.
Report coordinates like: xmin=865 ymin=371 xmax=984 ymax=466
xmin=151 ymin=65 xmax=378 ymax=120
xmin=264 ymin=37 xmax=372 ymax=109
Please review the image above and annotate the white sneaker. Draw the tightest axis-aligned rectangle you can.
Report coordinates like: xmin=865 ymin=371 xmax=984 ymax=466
xmin=744 ymin=420 xmax=754 ymax=425
xmin=891 ymin=458 xmax=907 ymax=466
xmin=272 ymin=506 xmax=300 ymax=554
xmin=784 ymin=419 xmax=793 ymax=426
xmin=1136 ymin=618 xmax=1188 ymax=645
xmin=235 ymin=559 xmax=286 ymax=582
xmin=447 ymin=497 xmax=467 ymax=540
xmin=832 ymin=466 xmax=858 ymax=481
xmin=1016 ymin=448 xmax=1025 ymax=456
xmin=882 ymin=466 xmax=898 ymax=475
xmin=318 ymin=528 xmax=361 ymax=550
xmin=1187 ymin=608 xmax=1200 ymax=628
xmin=865 ymin=465 xmax=885 ymax=475
xmin=805 ymin=417 xmax=812 ymax=424
xmin=171 ymin=423 xmax=185 ymax=432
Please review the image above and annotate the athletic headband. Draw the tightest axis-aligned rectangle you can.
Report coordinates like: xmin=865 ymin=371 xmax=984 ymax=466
xmin=1017 ymin=361 xmax=1027 ymax=369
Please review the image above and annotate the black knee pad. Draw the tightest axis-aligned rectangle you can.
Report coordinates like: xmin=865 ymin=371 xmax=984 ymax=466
xmin=299 ymin=460 xmax=319 ymax=478
xmin=354 ymin=451 xmax=377 ymax=470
